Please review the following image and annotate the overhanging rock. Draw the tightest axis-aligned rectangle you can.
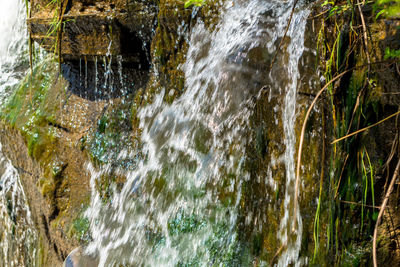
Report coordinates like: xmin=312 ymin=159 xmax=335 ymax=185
xmin=28 ymin=0 xmax=157 ymax=61
xmin=27 ymin=0 xmax=158 ymax=100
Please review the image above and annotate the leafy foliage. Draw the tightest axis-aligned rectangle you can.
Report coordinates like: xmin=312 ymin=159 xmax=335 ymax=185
xmin=322 ymin=0 xmax=351 ymax=18
xmin=374 ymin=0 xmax=400 ymax=18
xmin=384 ymin=47 xmax=400 ymax=59
xmin=184 ymin=0 xmax=205 ymax=8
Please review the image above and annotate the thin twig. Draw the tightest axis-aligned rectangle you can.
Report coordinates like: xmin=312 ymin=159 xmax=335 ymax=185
xmin=340 ymin=200 xmax=382 ymax=209
xmin=57 ymin=0 xmax=69 ymax=73
xmin=331 ymin=110 xmax=400 ymax=144
xmin=382 ymin=92 xmax=400 ymax=95
xmin=334 ymin=154 xmax=349 ymax=199
xmin=307 ymin=9 xmax=329 ymax=20
xmin=383 ymin=131 xmax=399 ymax=192
xmin=270 ymin=244 xmax=286 ymax=265
xmin=357 ymin=0 xmax=371 ymax=68
xmin=269 ymin=0 xmax=299 ymax=71
xmin=373 ymin=158 xmax=400 ymax=267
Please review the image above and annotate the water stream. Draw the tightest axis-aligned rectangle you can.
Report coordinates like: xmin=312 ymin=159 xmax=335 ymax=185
xmin=85 ymin=0 xmax=311 ymax=266
xmin=0 ymin=0 xmax=28 ymax=103
xmin=0 ymin=0 xmax=314 ymax=265
xmin=0 ymin=144 xmax=38 ymax=267
xmin=0 ymin=1 xmax=39 ymax=266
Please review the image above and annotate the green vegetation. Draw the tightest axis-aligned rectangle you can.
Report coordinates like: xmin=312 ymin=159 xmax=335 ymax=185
xmin=384 ymin=47 xmax=400 ymax=60
xmin=154 ymin=211 xmax=252 ymax=266
xmin=374 ymin=0 xmax=400 ymax=18
xmin=0 ymin=55 xmax=92 ymax=253
xmin=68 ymin=209 xmax=91 ymax=244
xmin=308 ymin=0 xmax=400 ymax=264
xmin=87 ymin=101 xmax=136 ymax=165
xmin=45 ymin=0 xmax=69 ymax=64
xmin=168 ymin=211 xmax=206 ymax=236
xmin=0 ymin=58 xmax=59 ymax=160
xmin=184 ymin=0 xmax=205 ymax=8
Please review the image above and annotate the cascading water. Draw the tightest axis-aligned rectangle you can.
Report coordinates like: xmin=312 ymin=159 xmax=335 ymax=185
xmin=278 ymin=5 xmax=310 ymax=267
xmin=0 ymin=0 xmax=39 ymax=266
xmin=0 ymin=0 xmax=28 ymax=103
xmin=0 ymin=144 xmax=38 ymax=267
xmin=84 ymin=0 xmax=311 ymax=266
xmin=0 ymin=0 xmax=315 ymax=265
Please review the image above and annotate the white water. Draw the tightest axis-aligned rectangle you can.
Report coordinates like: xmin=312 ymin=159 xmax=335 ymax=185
xmin=278 ymin=7 xmax=310 ymax=267
xmin=0 ymin=0 xmax=311 ymax=265
xmin=0 ymin=0 xmax=28 ymax=103
xmin=0 ymin=1 xmax=39 ymax=266
xmin=0 ymin=144 xmax=38 ymax=267
xmin=85 ymin=0 xmax=311 ymax=266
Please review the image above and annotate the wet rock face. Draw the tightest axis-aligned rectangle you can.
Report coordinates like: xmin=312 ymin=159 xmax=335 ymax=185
xmin=61 ymin=57 xmax=149 ymax=100
xmin=0 ymin=2 xmax=158 ymax=264
xmin=0 ymin=59 xmax=113 ymax=265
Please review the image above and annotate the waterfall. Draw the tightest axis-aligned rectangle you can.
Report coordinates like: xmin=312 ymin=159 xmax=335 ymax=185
xmin=0 ymin=144 xmax=38 ymax=267
xmin=0 ymin=1 xmax=39 ymax=266
xmin=278 ymin=6 xmax=310 ymax=267
xmin=0 ymin=0 xmax=28 ymax=103
xmin=85 ymin=0 xmax=311 ymax=266
xmin=0 ymin=0 xmax=313 ymax=265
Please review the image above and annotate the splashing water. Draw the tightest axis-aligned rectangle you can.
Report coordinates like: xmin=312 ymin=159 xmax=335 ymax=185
xmin=278 ymin=5 xmax=310 ymax=267
xmin=0 ymin=144 xmax=38 ymax=266
xmin=0 ymin=0 xmax=28 ymax=103
xmin=85 ymin=0 xmax=311 ymax=266
xmin=0 ymin=0 xmax=313 ymax=265
xmin=0 ymin=1 xmax=39 ymax=266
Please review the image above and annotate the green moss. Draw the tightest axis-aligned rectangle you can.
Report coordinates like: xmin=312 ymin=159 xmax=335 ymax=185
xmin=1 ymin=59 xmax=60 ymax=160
xmin=0 ymin=56 xmax=90 ymax=251
xmin=164 ymin=211 xmax=252 ymax=266
xmin=340 ymin=242 xmax=371 ymax=267
xmin=0 ymin=58 xmax=65 ymax=197
xmin=68 ymin=210 xmax=91 ymax=244
xmin=204 ymin=223 xmax=251 ymax=266
xmin=87 ymin=101 xmax=135 ymax=166
xmin=168 ymin=211 xmax=206 ymax=236
xmin=184 ymin=0 xmax=204 ymax=8
xmin=36 ymin=237 xmax=46 ymax=267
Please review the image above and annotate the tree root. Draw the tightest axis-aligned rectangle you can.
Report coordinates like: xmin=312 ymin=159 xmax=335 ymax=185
xmin=331 ymin=110 xmax=400 ymax=145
